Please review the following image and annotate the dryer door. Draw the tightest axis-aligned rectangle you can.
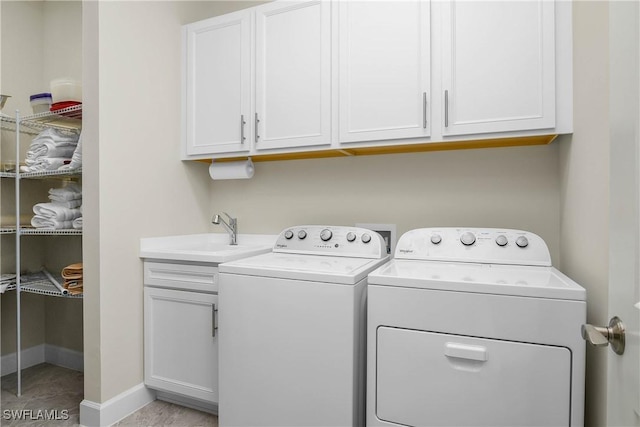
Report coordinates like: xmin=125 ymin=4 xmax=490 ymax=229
xmin=376 ymin=327 xmax=571 ymax=426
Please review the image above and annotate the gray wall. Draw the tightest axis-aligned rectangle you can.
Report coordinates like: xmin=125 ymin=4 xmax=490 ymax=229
xmin=559 ymin=2 xmax=609 ymax=426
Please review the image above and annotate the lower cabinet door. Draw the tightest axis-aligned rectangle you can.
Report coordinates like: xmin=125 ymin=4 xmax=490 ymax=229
xmin=144 ymin=287 xmax=218 ymax=403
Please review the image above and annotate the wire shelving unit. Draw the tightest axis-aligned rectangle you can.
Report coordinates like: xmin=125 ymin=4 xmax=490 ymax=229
xmin=0 ymin=106 xmax=83 ymax=396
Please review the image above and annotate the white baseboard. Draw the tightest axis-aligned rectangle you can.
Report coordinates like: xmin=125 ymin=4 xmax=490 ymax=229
xmin=1 ymin=344 xmax=83 ymax=376
xmin=80 ymin=383 xmax=156 ymax=427
xmin=1 ymin=344 xmax=45 ymax=376
xmin=156 ymin=390 xmax=217 ymax=415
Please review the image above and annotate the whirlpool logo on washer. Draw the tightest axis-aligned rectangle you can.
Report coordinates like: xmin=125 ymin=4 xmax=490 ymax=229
xmin=276 ymin=244 xmax=288 ymax=249
xmin=399 ymin=249 xmax=414 ymax=254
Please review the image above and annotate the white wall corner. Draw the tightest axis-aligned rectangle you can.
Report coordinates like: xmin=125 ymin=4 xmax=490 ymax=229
xmin=44 ymin=344 xmax=84 ymax=372
xmin=79 ymin=383 xmax=156 ymax=427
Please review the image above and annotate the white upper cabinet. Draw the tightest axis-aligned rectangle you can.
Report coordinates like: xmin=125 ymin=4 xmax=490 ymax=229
xmin=441 ymin=0 xmax=556 ymax=136
xmin=254 ymin=1 xmax=332 ymax=150
xmin=182 ymin=0 xmax=571 ymax=160
xmin=183 ymin=10 xmax=252 ymax=156
xmin=338 ymin=0 xmax=431 ymax=144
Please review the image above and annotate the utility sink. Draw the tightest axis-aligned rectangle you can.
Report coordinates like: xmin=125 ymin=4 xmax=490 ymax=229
xmin=139 ymin=233 xmax=278 ymax=264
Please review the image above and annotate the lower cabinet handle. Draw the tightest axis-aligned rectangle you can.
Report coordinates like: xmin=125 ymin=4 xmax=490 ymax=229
xmin=444 ymin=90 xmax=449 ymax=127
xmin=212 ymin=304 xmax=218 ymax=338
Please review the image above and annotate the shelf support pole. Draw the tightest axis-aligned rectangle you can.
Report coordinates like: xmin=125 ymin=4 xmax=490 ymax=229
xmin=14 ymin=109 xmax=22 ymax=396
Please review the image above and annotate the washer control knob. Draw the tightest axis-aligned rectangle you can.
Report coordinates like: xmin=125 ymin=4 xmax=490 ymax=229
xmin=361 ymin=233 xmax=372 ymax=244
xmin=516 ymin=236 xmax=529 ymax=248
xmin=460 ymin=232 xmax=476 ymax=246
xmin=346 ymin=232 xmax=357 ymax=242
xmin=430 ymin=234 xmax=442 ymax=245
xmin=320 ymin=229 xmax=333 ymax=242
xmin=495 ymin=235 xmax=508 ymax=247
xmin=298 ymin=230 xmax=307 ymax=240
xmin=284 ymin=230 xmax=294 ymax=240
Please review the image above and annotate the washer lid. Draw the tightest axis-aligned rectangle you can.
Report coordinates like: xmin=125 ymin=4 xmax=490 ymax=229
xmin=368 ymin=259 xmax=586 ymax=301
xmin=220 ymin=252 xmax=390 ymax=285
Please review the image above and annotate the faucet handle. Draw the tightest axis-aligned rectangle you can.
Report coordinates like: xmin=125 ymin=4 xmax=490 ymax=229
xmin=223 ymin=212 xmax=237 ymax=225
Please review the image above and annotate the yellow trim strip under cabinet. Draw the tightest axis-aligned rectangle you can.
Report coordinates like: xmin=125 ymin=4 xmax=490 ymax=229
xmin=196 ymin=134 xmax=558 ymax=164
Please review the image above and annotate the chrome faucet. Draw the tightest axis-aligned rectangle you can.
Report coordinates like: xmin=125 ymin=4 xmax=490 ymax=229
xmin=212 ymin=212 xmax=238 ymax=245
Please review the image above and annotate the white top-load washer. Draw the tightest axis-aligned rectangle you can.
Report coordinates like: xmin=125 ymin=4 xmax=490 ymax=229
xmin=367 ymin=228 xmax=586 ymax=427
xmin=219 ymin=225 xmax=389 ymax=427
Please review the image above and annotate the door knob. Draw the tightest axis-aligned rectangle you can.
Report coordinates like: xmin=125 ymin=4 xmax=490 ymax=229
xmin=581 ymin=316 xmax=625 ymax=355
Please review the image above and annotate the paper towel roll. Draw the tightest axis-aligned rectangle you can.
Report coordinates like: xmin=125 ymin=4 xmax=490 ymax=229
xmin=209 ymin=159 xmax=255 ymax=180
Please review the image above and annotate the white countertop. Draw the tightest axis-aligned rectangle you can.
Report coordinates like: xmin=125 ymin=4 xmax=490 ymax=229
xmin=139 ymin=233 xmax=278 ymax=264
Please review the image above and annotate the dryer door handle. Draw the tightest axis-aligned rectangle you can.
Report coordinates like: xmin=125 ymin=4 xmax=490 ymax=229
xmin=444 ymin=342 xmax=487 ymax=362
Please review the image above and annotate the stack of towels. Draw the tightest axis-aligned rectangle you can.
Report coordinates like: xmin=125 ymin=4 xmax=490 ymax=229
xmin=31 ymin=182 xmax=83 ymax=230
xmin=62 ymin=263 xmax=83 ymax=295
xmin=20 ymin=128 xmax=81 ymax=173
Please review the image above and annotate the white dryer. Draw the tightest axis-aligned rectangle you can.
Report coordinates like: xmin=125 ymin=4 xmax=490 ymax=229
xmin=367 ymin=228 xmax=586 ymax=427
xmin=219 ymin=225 xmax=389 ymax=427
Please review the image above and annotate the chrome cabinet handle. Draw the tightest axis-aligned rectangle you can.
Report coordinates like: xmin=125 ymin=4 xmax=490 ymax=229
xmin=255 ymin=113 xmax=260 ymax=143
xmin=212 ymin=304 xmax=218 ymax=338
xmin=444 ymin=90 xmax=449 ymax=127
xmin=423 ymin=92 xmax=427 ymax=129
xmin=240 ymin=115 xmax=246 ymax=143
xmin=582 ymin=316 xmax=625 ymax=355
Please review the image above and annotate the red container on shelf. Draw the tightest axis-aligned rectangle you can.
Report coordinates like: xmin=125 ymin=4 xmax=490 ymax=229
xmin=50 ymin=101 xmax=82 ymax=119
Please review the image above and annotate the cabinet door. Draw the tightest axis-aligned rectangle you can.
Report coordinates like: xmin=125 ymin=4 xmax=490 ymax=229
xmin=144 ymin=287 xmax=218 ymax=403
xmin=441 ymin=0 xmax=556 ymax=136
xmin=183 ymin=10 xmax=252 ymax=156
xmin=255 ymin=0 xmax=331 ymax=150
xmin=339 ymin=0 xmax=430 ymax=143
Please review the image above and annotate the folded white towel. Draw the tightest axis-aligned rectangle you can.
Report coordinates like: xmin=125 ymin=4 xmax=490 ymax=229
xmin=50 ymin=199 xmax=82 ymax=209
xmin=33 ymin=203 xmax=82 ymax=221
xmin=1 ymin=273 xmax=16 ymax=285
xmin=0 ymin=273 xmax=15 ymax=293
xmin=48 ymin=183 xmax=82 ymax=201
xmin=32 ymin=128 xmax=79 ymax=144
xmin=20 ymin=158 xmax=69 ymax=173
xmin=49 ymin=194 xmax=81 ymax=202
xmin=72 ymin=216 xmax=83 ymax=229
xmin=31 ymin=216 xmax=74 ymax=229
xmin=26 ymin=141 xmax=76 ymax=161
xmin=58 ymin=134 xmax=83 ymax=171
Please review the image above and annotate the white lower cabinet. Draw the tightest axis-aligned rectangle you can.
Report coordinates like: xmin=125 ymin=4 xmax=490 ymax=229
xmin=144 ymin=264 xmax=219 ymax=404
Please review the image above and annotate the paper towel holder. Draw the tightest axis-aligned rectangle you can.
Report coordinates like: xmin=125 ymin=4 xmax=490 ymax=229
xmin=209 ymin=157 xmax=255 ymax=180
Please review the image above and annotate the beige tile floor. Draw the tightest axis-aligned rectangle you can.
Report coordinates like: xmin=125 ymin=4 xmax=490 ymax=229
xmin=1 ymin=363 xmax=217 ymax=426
